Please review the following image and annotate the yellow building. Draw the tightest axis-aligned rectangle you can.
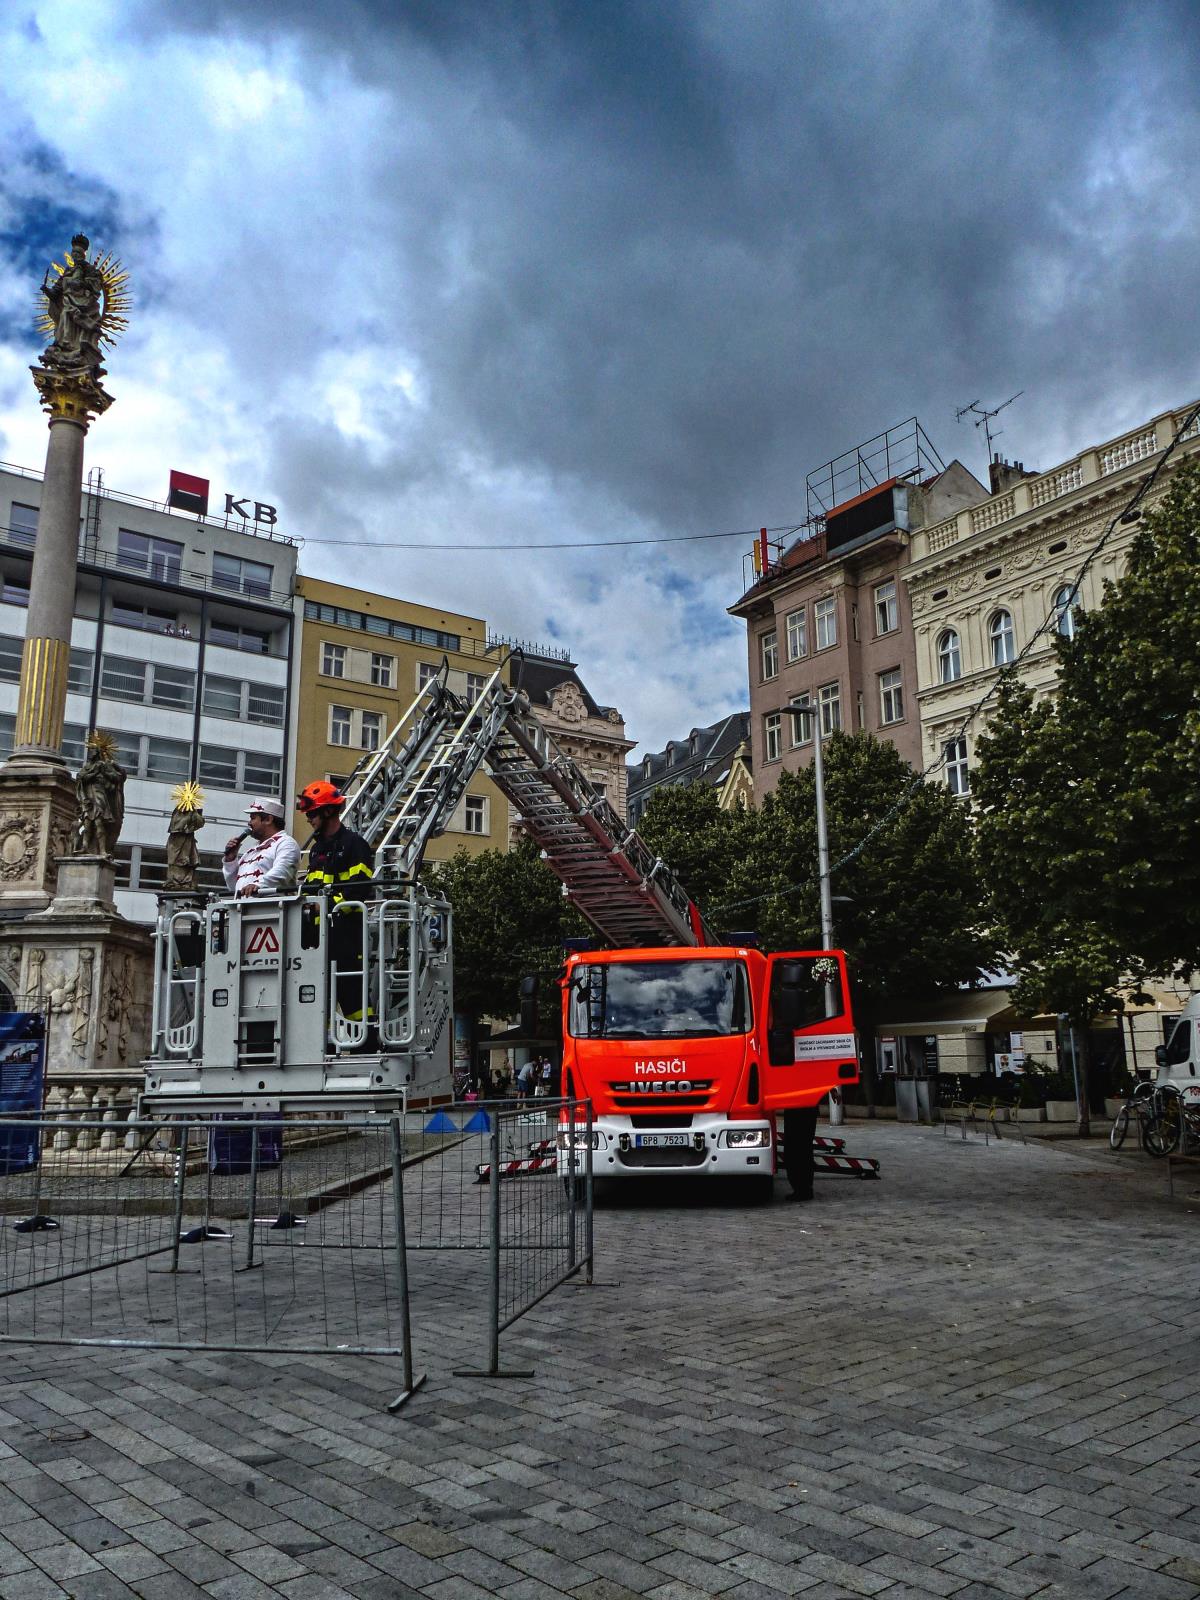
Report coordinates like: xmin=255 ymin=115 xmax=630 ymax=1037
xmin=293 ymin=576 xmax=510 ymax=861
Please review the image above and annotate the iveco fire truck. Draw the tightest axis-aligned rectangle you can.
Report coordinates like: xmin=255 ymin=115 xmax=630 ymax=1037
xmin=142 ymin=657 xmax=857 ymax=1187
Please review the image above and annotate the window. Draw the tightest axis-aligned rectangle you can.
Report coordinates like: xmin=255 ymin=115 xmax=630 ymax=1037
xmin=789 ymin=694 xmax=812 ymax=748
xmin=814 ymin=596 xmax=837 ymax=650
xmin=818 ymin=681 xmax=841 ymax=735
xmin=760 ymin=629 xmax=779 ymax=681
xmin=874 ymin=579 xmax=898 ymax=635
xmin=202 ymin=674 xmax=243 ymax=719
xmin=100 ymin=655 xmax=147 ymax=704
xmin=990 ymin=609 xmax=1015 ymax=666
xmin=0 ymin=636 xmax=21 ymax=682
xmin=117 ymin=529 xmax=183 ymax=584
xmin=242 ymin=750 xmax=282 ymax=791
xmin=938 ymin=629 xmax=962 ymax=684
xmin=784 ymin=610 xmax=807 ymax=660
xmin=209 ymin=620 xmax=271 ymax=655
xmin=1165 ymin=1017 xmax=1193 ymax=1067
xmin=856 ymin=690 xmax=865 ymax=730
xmin=111 ymin=601 xmax=178 ymax=634
xmin=370 ymin=652 xmax=393 ymax=688
xmin=360 ymin=711 xmax=383 ymax=751
xmin=1 ymin=577 xmax=29 ymax=607
xmin=150 ymin=664 xmax=195 ymax=711
xmin=61 ymin=723 xmax=87 ymax=767
xmin=851 ymin=602 xmax=859 ymax=642
xmin=303 ymin=599 xmax=461 ymax=652
xmin=945 ymin=737 xmax=970 ymax=797
xmin=466 ymin=672 xmax=486 ymax=701
xmin=330 ymin=705 xmax=352 ymax=746
xmin=417 ymin=661 xmax=439 ymax=691
xmin=879 ymin=669 xmax=904 ymax=725
xmin=9 ymin=503 xmax=38 ymax=546
xmin=763 ymin=712 xmax=782 ymax=763
xmin=1055 ymin=584 xmax=1079 ymax=639
xmin=464 ymin=795 xmax=487 ymax=834
xmin=246 ymin=685 xmax=284 ymax=726
xmin=213 ymin=552 xmax=273 ymax=598
xmin=322 ymin=642 xmax=346 ymax=678
xmin=0 ymin=712 xmax=12 ymax=760
xmin=145 ymin=737 xmax=190 ymax=782
xmin=199 ymin=745 xmax=239 ymax=788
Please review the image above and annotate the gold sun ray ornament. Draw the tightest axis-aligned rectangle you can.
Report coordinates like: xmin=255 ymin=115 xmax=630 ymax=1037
xmin=86 ymin=730 xmax=119 ymax=762
xmin=34 ymin=247 xmax=132 ymax=349
xmin=171 ymin=781 xmax=205 ymax=813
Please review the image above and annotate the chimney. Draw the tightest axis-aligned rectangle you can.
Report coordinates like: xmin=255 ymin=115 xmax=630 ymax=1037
xmin=989 ymin=453 xmax=1038 ymax=495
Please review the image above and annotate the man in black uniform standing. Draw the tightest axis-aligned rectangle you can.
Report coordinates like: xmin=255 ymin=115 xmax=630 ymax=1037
xmin=297 ymin=782 xmax=375 ymax=1029
xmin=782 ymin=1104 xmax=818 ymax=1201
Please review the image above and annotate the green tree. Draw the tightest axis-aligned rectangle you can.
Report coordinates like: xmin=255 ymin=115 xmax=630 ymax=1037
xmin=634 ymin=782 xmax=750 ymax=920
xmin=427 ymin=839 xmax=577 ymax=1040
xmin=973 ymin=457 xmax=1200 ymax=1121
xmin=721 ymin=734 xmax=994 ymax=1033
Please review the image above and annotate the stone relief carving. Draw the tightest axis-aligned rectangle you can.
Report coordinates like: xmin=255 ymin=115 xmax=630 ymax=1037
xmin=98 ymin=952 xmax=136 ymax=1062
xmin=0 ymin=814 xmax=40 ymax=880
xmin=549 ymin=683 xmax=587 ymax=724
xmin=23 ymin=947 xmax=46 ymax=1011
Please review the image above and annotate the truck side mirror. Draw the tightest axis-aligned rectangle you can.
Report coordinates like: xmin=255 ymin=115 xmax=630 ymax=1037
xmin=519 ymin=974 xmax=539 ymax=1036
xmin=1154 ymin=1044 xmax=1169 ymax=1068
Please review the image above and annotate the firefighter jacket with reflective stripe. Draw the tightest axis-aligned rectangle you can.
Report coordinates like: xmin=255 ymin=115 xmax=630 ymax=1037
xmin=304 ymin=826 xmax=375 ymax=902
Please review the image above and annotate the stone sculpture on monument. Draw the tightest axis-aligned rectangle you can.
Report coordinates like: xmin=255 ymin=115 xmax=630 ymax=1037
xmin=0 ymin=232 xmax=150 ymax=1106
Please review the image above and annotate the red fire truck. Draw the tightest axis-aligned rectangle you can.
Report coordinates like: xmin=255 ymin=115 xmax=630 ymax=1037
xmin=555 ymin=944 xmax=857 ymax=1195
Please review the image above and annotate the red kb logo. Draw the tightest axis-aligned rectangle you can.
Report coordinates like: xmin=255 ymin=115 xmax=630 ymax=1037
xmin=246 ymin=926 xmax=280 ymax=955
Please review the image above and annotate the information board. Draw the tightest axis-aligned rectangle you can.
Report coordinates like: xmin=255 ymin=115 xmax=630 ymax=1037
xmin=0 ymin=1012 xmax=46 ymax=1175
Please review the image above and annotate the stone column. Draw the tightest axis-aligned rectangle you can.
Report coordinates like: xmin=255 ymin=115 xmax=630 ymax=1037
xmin=13 ymin=414 xmax=87 ymax=759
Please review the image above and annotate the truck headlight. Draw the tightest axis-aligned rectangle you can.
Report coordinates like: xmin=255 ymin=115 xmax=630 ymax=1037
xmin=726 ymin=1129 xmax=768 ymax=1148
xmin=557 ymin=1127 xmax=599 ymax=1150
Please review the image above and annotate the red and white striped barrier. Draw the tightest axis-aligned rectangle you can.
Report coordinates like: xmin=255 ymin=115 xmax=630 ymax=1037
xmin=815 ymin=1153 xmax=880 ymax=1178
xmin=474 ymin=1155 xmax=558 ymax=1183
xmin=812 ymin=1136 xmax=846 ymax=1153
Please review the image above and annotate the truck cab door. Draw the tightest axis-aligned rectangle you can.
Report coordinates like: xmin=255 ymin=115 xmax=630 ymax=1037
xmin=761 ymin=950 xmax=858 ymax=1111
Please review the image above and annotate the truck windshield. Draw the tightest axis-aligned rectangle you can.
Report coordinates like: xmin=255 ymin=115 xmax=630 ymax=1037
xmin=568 ymin=960 xmax=751 ymax=1040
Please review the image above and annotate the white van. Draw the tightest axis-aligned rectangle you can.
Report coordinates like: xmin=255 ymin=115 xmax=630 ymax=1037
xmin=1154 ymin=993 xmax=1200 ymax=1102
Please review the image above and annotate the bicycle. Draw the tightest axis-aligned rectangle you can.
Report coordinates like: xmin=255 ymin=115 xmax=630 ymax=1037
xmin=1108 ymin=1080 xmax=1157 ymax=1151
xmin=1142 ymin=1084 xmax=1200 ymax=1157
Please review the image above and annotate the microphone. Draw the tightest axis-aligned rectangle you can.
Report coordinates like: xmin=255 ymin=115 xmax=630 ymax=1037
xmin=224 ymin=828 xmax=252 ymax=861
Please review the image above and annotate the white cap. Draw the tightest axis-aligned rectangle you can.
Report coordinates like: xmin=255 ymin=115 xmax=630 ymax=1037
xmin=246 ymin=799 xmax=285 ymax=820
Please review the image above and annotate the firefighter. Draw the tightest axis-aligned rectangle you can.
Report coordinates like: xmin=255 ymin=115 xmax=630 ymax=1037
xmin=296 ymin=782 xmax=375 ymax=1033
xmin=782 ymin=1104 xmax=818 ymax=1201
xmin=296 ymin=782 xmax=375 ymax=899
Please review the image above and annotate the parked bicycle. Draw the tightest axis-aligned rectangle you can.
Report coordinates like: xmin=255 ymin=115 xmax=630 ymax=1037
xmin=1108 ymin=1080 xmax=1158 ymax=1151
xmin=1143 ymin=1084 xmax=1200 ymax=1157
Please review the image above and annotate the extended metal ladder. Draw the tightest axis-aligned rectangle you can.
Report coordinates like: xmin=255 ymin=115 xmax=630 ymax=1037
xmin=337 ymin=655 xmax=709 ymax=948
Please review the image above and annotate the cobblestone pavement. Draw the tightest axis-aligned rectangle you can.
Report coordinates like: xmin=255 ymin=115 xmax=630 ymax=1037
xmin=2 ymin=1122 xmax=1199 ymax=1600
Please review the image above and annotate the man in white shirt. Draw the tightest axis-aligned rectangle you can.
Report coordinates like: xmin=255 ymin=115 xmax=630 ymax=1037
xmin=222 ymin=800 xmax=301 ymax=897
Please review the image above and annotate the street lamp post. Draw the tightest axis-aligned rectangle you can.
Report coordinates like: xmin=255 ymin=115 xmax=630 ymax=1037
xmin=790 ymin=701 xmax=843 ymax=1125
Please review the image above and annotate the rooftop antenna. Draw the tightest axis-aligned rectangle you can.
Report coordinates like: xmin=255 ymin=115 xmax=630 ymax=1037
xmin=955 ymin=390 xmax=1024 ymax=465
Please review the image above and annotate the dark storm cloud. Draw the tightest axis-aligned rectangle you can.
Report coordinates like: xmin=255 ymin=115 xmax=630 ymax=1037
xmin=121 ymin=0 xmax=1200 ymax=544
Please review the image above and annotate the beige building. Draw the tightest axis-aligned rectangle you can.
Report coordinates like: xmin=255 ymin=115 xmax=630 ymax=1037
xmin=729 ymin=444 xmax=987 ymax=802
xmin=294 ymin=576 xmax=511 ymax=861
xmin=515 ymin=651 xmax=634 ymax=820
xmin=906 ymin=400 xmax=1200 ymax=798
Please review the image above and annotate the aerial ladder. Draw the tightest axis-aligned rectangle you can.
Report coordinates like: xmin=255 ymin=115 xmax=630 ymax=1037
xmin=142 ymin=656 xmax=709 ymax=1111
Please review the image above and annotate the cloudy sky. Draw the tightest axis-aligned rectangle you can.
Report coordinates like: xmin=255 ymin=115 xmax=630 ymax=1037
xmin=1 ymin=0 xmax=1197 ymax=754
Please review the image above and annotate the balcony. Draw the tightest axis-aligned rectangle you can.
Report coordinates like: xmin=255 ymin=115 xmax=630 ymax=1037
xmin=912 ymin=403 xmax=1200 ymax=562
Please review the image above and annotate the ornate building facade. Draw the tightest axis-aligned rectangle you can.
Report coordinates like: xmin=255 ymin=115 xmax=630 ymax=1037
xmin=905 ymin=401 xmax=1200 ymax=798
xmin=517 ymin=652 xmax=633 ymax=820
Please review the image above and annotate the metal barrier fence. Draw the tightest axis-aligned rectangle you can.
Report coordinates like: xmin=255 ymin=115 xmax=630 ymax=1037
xmin=399 ymin=1097 xmax=593 ymax=1377
xmin=0 ymin=1100 xmax=593 ymax=1401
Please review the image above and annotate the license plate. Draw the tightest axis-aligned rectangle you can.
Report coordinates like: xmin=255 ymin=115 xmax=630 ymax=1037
xmin=634 ymin=1132 xmax=690 ymax=1148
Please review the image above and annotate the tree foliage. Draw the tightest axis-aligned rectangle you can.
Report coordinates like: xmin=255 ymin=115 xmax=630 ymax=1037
xmin=426 ymin=839 xmax=577 ymax=1032
xmin=639 ymin=732 xmax=994 ymax=1023
xmin=974 ymin=457 xmax=1200 ymax=1020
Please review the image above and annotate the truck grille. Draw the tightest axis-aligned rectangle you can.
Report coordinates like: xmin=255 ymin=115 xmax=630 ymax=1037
xmin=613 ymin=1097 xmax=710 ymax=1111
xmin=629 ymin=1114 xmax=693 ymax=1128
xmin=617 ymin=1146 xmax=708 ymax=1169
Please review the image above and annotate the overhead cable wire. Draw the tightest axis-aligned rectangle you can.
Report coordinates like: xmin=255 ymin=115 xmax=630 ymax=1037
xmin=299 ymin=522 xmax=809 ymax=551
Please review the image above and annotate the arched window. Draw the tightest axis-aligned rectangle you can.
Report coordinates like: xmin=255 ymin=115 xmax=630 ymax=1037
xmin=1054 ymin=584 xmax=1079 ymax=639
xmin=937 ymin=629 xmax=961 ymax=684
xmin=989 ymin=609 xmax=1015 ymax=667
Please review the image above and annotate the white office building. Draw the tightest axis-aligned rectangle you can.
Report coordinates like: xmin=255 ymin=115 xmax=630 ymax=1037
xmin=0 ymin=463 xmax=298 ymax=922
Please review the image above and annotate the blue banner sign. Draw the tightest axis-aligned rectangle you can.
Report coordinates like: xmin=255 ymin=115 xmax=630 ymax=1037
xmin=0 ymin=1012 xmax=46 ymax=1175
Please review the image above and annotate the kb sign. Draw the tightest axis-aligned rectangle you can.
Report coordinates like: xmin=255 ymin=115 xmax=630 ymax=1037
xmin=222 ymin=493 xmax=277 ymax=527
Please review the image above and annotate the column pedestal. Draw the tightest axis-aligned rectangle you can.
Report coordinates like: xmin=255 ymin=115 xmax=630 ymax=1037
xmin=0 ymin=759 xmax=79 ymax=914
